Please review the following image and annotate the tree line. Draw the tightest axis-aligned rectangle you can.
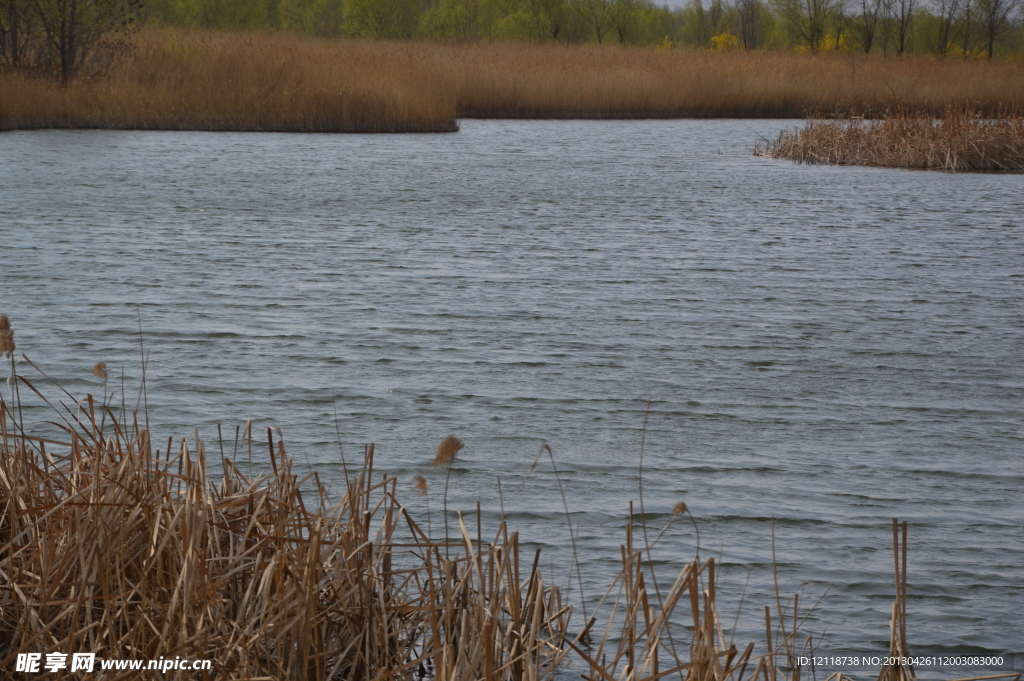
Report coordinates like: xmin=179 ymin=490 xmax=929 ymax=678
xmin=2 ymin=0 xmax=1022 ymax=83
xmin=140 ymin=0 xmax=1024 ymax=55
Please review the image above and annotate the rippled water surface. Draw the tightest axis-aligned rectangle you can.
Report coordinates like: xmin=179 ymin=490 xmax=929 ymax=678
xmin=2 ymin=120 xmax=1022 ymax=675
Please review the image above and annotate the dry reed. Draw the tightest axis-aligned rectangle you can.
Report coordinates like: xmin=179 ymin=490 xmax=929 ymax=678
xmin=0 ymin=316 xmax=14 ymax=358
xmin=755 ymin=108 xmax=1024 ymax=171
xmin=4 ymin=30 xmax=1024 ymax=131
xmin=0 ymin=30 xmax=457 ymax=132
xmin=1 ymin=352 xmax=1013 ymax=681
xmin=432 ymin=436 xmax=464 ymax=467
xmin=430 ymin=43 xmax=1024 ymax=119
xmin=0 ymin=397 xmax=578 ymax=678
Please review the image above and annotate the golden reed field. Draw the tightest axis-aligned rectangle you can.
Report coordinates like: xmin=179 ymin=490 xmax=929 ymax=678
xmin=3 ymin=29 xmax=1024 ymax=131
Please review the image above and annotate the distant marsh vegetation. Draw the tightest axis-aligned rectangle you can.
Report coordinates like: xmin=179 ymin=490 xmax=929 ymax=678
xmin=3 ymin=29 xmax=1024 ymax=131
xmin=756 ymin=108 xmax=1024 ymax=171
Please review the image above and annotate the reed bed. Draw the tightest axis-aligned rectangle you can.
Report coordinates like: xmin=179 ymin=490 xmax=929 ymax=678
xmin=754 ymin=109 xmax=1024 ymax=171
xmin=0 ymin=342 xmax=1009 ymax=680
xmin=427 ymin=43 xmax=1024 ymax=119
xmin=4 ymin=29 xmax=1024 ymax=131
xmin=0 ymin=31 xmax=457 ymax=132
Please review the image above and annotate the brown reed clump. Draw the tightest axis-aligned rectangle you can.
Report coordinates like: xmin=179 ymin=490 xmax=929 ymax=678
xmin=91 ymin=362 xmax=108 ymax=379
xmin=0 ymin=395 xmax=578 ymax=679
xmin=4 ymin=30 xmax=1024 ymax=131
xmin=755 ymin=108 xmax=1024 ymax=171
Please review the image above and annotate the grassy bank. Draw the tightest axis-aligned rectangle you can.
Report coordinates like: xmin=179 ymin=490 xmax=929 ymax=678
xmin=3 ymin=30 xmax=1024 ymax=131
xmin=755 ymin=108 xmax=1024 ymax=171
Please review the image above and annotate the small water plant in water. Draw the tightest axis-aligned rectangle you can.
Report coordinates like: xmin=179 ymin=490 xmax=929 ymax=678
xmin=755 ymin=108 xmax=1024 ymax=172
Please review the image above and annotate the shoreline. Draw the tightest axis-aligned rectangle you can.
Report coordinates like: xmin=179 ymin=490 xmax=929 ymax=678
xmin=4 ymin=30 xmax=1024 ymax=133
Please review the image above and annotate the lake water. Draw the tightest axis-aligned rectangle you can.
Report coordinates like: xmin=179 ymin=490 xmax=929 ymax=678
xmin=1 ymin=120 xmax=1022 ymax=678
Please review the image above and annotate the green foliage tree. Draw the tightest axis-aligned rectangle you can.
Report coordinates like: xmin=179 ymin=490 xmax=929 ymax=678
xmin=345 ymin=0 xmax=420 ymax=37
xmin=606 ymin=0 xmax=641 ymax=42
xmin=681 ymin=0 xmax=731 ymax=45
xmin=488 ymin=0 xmax=569 ymax=40
xmin=419 ymin=0 xmax=487 ymax=39
xmin=636 ymin=4 xmax=682 ymax=43
xmin=773 ymin=0 xmax=838 ymax=50
xmin=23 ymin=0 xmax=1013 ymax=56
xmin=144 ymin=0 xmax=276 ymax=30
xmin=277 ymin=0 xmax=344 ymax=34
xmin=573 ymin=0 xmax=613 ymax=41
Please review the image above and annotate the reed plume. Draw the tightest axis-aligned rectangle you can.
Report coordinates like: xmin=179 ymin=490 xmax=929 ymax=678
xmin=0 ymin=316 xmax=13 ymax=358
xmin=413 ymin=473 xmax=432 ymax=537
xmin=432 ymin=434 xmax=463 ymax=551
xmin=433 ymin=434 xmax=464 ymax=466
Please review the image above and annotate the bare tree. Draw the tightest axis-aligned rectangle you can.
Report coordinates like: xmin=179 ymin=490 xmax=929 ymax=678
xmin=891 ymin=0 xmax=915 ymax=52
xmin=32 ymin=0 xmax=140 ymax=84
xmin=734 ymin=0 xmax=761 ymax=48
xmin=0 ymin=0 xmax=35 ymax=66
xmin=977 ymin=0 xmax=1021 ymax=57
xmin=933 ymin=0 xmax=961 ymax=52
xmin=956 ymin=0 xmax=978 ymax=55
xmin=853 ymin=0 xmax=885 ymax=51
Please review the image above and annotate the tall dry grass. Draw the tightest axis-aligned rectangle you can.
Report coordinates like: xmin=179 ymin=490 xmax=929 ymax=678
xmin=755 ymin=109 xmax=1024 ymax=171
xmin=427 ymin=42 xmax=1024 ymax=119
xmin=0 ymin=31 xmax=458 ymax=132
xmin=0 ymin=396 xmax=577 ymax=678
xmin=1 ymin=344 xmax=1019 ymax=680
xmin=4 ymin=30 xmax=1024 ymax=130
